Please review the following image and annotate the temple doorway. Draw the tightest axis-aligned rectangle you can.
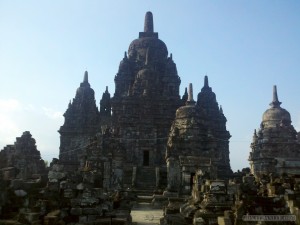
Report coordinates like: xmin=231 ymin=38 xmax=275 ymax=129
xmin=143 ymin=150 xmax=149 ymax=166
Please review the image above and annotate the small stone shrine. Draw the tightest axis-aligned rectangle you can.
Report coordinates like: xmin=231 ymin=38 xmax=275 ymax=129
xmin=166 ymin=79 xmax=232 ymax=195
xmin=249 ymin=85 xmax=300 ymax=177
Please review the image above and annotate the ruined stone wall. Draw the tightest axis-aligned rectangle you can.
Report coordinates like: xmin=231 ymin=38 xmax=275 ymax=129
xmin=0 ymin=131 xmax=46 ymax=180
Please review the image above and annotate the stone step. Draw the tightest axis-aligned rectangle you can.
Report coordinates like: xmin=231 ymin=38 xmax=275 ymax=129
xmin=136 ymin=167 xmax=156 ymax=181
xmin=137 ymin=195 xmax=153 ymax=203
xmin=132 ymin=189 xmax=155 ymax=196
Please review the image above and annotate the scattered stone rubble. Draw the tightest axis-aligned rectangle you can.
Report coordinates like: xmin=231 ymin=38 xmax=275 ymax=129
xmin=161 ymin=169 xmax=300 ymax=225
xmin=0 ymin=139 xmax=134 ymax=224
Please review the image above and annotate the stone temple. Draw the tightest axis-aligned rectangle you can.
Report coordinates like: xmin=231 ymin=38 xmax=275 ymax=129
xmin=1 ymin=11 xmax=300 ymax=225
xmin=249 ymin=85 xmax=300 ymax=177
xmin=58 ymin=11 xmax=232 ymax=192
xmin=166 ymin=81 xmax=232 ymax=195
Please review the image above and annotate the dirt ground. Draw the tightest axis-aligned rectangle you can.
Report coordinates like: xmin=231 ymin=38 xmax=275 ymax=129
xmin=131 ymin=202 xmax=163 ymax=225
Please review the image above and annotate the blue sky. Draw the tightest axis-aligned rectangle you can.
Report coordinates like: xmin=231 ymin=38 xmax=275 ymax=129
xmin=0 ymin=1 xmax=299 ymax=171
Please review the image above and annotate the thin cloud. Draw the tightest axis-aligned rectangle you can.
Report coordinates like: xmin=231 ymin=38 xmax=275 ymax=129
xmin=0 ymin=113 xmax=20 ymax=138
xmin=0 ymin=98 xmax=22 ymax=147
xmin=0 ymin=99 xmax=22 ymax=112
xmin=42 ymin=107 xmax=63 ymax=120
xmin=24 ymin=104 xmax=37 ymax=112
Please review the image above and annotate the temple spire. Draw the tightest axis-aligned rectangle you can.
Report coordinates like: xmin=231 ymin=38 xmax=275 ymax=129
xmin=252 ymin=129 xmax=258 ymax=142
xmin=204 ymin=75 xmax=209 ymax=88
xmin=270 ymin=85 xmax=282 ymax=108
xmin=187 ymin=83 xmax=195 ymax=105
xmin=201 ymin=75 xmax=212 ymax=92
xmin=84 ymin=71 xmax=88 ymax=83
xmin=80 ymin=71 xmax=90 ymax=88
xmin=139 ymin=12 xmax=158 ymax=38
xmin=144 ymin=11 xmax=154 ymax=32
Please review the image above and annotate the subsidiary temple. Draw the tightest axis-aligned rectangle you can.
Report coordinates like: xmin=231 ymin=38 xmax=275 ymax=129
xmin=0 ymin=12 xmax=300 ymax=225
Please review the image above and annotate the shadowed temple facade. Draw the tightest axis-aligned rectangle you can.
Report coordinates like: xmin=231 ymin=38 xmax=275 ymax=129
xmin=58 ymin=12 xmax=232 ymax=192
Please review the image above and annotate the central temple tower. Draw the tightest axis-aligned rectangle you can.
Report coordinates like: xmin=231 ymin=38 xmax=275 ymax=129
xmin=111 ymin=12 xmax=182 ymax=188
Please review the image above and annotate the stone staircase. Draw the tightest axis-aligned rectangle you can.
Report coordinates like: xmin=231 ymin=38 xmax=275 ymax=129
xmin=135 ymin=166 xmax=156 ymax=191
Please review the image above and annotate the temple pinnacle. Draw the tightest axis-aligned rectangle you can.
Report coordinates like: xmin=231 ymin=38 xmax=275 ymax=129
xmin=204 ymin=75 xmax=209 ymax=88
xmin=270 ymin=85 xmax=282 ymax=108
xmin=144 ymin=11 xmax=154 ymax=33
xmin=220 ymin=105 xmax=223 ymax=114
xmin=187 ymin=83 xmax=195 ymax=104
xmin=252 ymin=129 xmax=258 ymax=142
xmin=84 ymin=71 xmax=88 ymax=83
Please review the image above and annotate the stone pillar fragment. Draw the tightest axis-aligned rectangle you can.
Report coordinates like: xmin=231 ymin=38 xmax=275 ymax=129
xmin=155 ymin=166 xmax=160 ymax=188
xmin=166 ymin=157 xmax=180 ymax=192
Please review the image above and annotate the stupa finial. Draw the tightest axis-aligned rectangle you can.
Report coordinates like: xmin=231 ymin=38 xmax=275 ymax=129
xmin=144 ymin=11 xmax=154 ymax=33
xmin=204 ymin=75 xmax=209 ymax=88
xmin=187 ymin=83 xmax=195 ymax=105
xmin=84 ymin=71 xmax=88 ymax=83
xmin=270 ymin=85 xmax=282 ymax=108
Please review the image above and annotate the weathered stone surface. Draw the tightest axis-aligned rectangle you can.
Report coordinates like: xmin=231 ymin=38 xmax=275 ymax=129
xmin=48 ymin=171 xmax=66 ymax=181
xmin=70 ymin=198 xmax=81 ymax=207
xmin=0 ymin=131 xmax=46 ymax=180
xmin=63 ymin=189 xmax=74 ymax=198
xmin=82 ymin=207 xmax=102 ymax=215
xmin=166 ymin=81 xmax=232 ymax=194
xmin=10 ymin=179 xmax=24 ymax=190
xmin=70 ymin=207 xmax=82 ymax=216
